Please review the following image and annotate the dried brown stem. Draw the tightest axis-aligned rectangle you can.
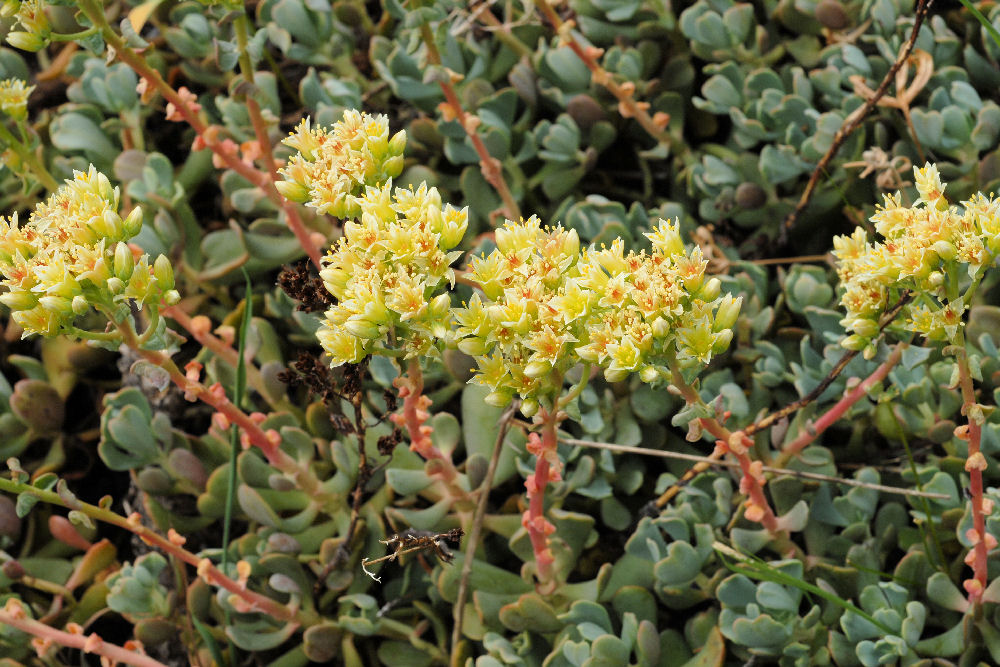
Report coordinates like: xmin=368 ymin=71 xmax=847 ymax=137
xmin=562 ymin=436 xmax=949 ymax=500
xmin=451 ymin=402 xmax=518 ymax=657
xmin=779 ymin=0 xmax=932 ymax=243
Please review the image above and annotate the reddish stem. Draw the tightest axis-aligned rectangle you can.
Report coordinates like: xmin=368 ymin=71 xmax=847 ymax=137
xmin=392 ymin=361 xmax=467 ymax=501
xmin=956 ymin=351 xmax=990 ymax=606
xmin=776 ymin=343 xmax=905 ymax=466
xmin=80 ymin=4 xmax=323 ymax=268
xmin=162 ymin=305 xmax=270 ymax=401
xmin=524 ymin=411 xmax=559 ymax=590
xmin=419 ymin=23 xmax=520 ymax=222
xmin=532 ymin=0 xmax=670 ymax=146
xmin=0 ymin=601 xmax=169 ymax=667
xmin=667 ymin=363 xmax=780 ymax=534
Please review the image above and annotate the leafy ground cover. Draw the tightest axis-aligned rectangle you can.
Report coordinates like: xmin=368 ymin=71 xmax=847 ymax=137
xmin=0 ymin=0 xmax=999 ymax=665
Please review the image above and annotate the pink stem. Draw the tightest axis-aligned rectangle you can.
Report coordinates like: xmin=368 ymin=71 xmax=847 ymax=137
xmin=392 ymin=362 xmax=467 ymax=500
xmin=667 ymin=363 xmax=780 ymax=534
xmin=523 ymin=411 xmax=559 ymax=590
xmin=777 ymin=343 xmax=905 ymax=466
xmin=956 ymin=352 xmax=990 ymax=606
xmin=0 ymin=601 xmax=170 ymax=667
xmin=88 ymin=13 xmax=323 ymax=268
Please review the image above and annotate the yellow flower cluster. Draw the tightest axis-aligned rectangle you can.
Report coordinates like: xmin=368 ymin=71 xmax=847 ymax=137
xmin=455 ymin=217 xmax=741 ymax=409
xmin=0 ymin=79 xmax=33 ymax=120
xmin=834 ymin=164 xmax=999 ymax=355
xmin=277 ymin=111 xmax=406 ymax=219
xmin=316 ymin=179 xmax=468 ymax=365
xmin=0 ymin=167 xmax=179 ymax=337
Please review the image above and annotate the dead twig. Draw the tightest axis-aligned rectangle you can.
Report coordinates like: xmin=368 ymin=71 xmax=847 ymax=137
xmin=779 ymin=0 xmax=933 ymax=244
xmin=362 ymin=529 xmax=465 ymax=583
xmin=564 ymin=437 xmax=948 ymax=500
xmin=451 ymin=402 xmax=519 ymax=658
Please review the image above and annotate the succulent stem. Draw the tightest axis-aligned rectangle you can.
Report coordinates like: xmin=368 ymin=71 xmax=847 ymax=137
xmin=0 ymin=598 xmax=169 ymax=667
xmin=393 ymin=361 xmax=468 ymax=503
xmin=775 ymin=342 xmax=907 ymax=467
xmin=75 ymin=0 xmax=323 ymax=268
xmin=955 ymin=344 xmax=990 ymax=609
xmin=418 ymin=23 xmax=521 ymax=223
xmin=524 ymin=408 xmax=559 ymax=590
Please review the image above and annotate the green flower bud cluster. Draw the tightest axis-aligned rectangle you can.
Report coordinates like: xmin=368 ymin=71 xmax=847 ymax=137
xmin=0 ymin=166 xmax=179 ymax=338
xmin=277 ymin=111 xmax=406 ymax=219
xmin=0 ymin=79 xmax=33 ymax=121
xmin=834 ymin=164 xmax=999 ymax=354
xmin=454 ymin=217 xmax=742 ymax=408
xmin=316 ymin=179 xmax=468 ymax=365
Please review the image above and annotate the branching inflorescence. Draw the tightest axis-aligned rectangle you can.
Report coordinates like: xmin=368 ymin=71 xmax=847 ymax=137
xmin=280 ymin=109 xmax=742 ymax=588
xmin=834 ymin=164 xmax=999 ymax=604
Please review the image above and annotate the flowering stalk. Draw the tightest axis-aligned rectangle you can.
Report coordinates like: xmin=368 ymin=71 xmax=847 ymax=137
xmin=229 ymin=10 xmax=322 ymax=269
xmin=0 ymin=598 xmax=167 ymax=667
xmin=532 ymin=0 xmax=671 ymax=146
xmin=122 ymin=329 xmax=338 ymax=514
xmin=418 ymin=23 xmax=521 ymax=223
xmin=392 ymin=360 xmax=469 ymax=504
xmin=0 ymin=476 xmax=316 ymax=626
xmin=75 ymin=0 xmax=323 ymax=268
xmin=666 ymin=359 xmax=779 ymax=534
xmin=775 ymin=342 xmax=907 ymax=467
xmin=955 ymin=342 xmax=992 ymax=608
xmin=523 ymin=407 xmax=561 ymax=590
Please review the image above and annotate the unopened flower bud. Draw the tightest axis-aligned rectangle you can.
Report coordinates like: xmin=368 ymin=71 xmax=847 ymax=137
xmin=850 ymin=318 xmax=879 ymax=338
xmin=429 ymin=293 xmax=451 ymax=317
xmin=102 ymin=210 xmax=124 ymax=240
xmin=382 ymin=155 xmax=404 ymax=178
xmin=388 ymin=130 xmax=407 ymax=155
xmin=604 ymin=367 xmax=628 ymax=383
xmin=484 ymin=390 xmax=513 ymax=407
xmin=38 ymin=295 xmax=71 ymax=314
xmin=6 ymin=31 xmax=45 ymax=52
xmin=711 ymin=328 xmax=734 ymax=353
xmin=713 ymin=295 xmax=742 ymax=331
xmin=122 ymin=207 xmax=143 ymax=239
xmin=163 ymin=290 xmax=181 ymax=306
xmin=114 ymin=242 xmax=133 ymax=280
xmin=106 ymin=277 xmax=124 ymax=294
xmin=931 ymin=240 xmax=956 ymax=261
xmin=71 ymin=295 xmax=88 ymax=315
xmin=458 ymin=338 xmax=488 ymax=356
xmin=651 ymin=317 xmax=670 ymax=338
xmin=275 ymin=179 xmax=310 ymax=203
xmin=0 ymin=290 xmax=37 ymax=310
xmin=840 ymin=334 xmax=867 ymax=351
xmin=344 ymin=318 xmax=381 ymax=339
xmin=524 ymin=361 xmax=551 ymax=378
xmin=153 ymin=254 xmax=174 ymax=291
xmin=520 ymin=399 xmax=538 ymax=418
xmin=699 ymin=277 xmax=721 ymax=301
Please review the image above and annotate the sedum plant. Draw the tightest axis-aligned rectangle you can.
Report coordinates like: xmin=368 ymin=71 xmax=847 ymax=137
xmin=0 ymin=0 xmax=999 ymax=665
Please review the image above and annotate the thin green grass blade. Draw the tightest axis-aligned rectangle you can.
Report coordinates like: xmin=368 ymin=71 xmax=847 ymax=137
xmin=714 ymin=542 xmax=894 ymax=635
xmin=192 ymin=615 xmax=226 ymax=667
xmin=219 ymin=268 xmax=253 ymax=665
xmin=958 ymin=0 xmax=1000 ymax=49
